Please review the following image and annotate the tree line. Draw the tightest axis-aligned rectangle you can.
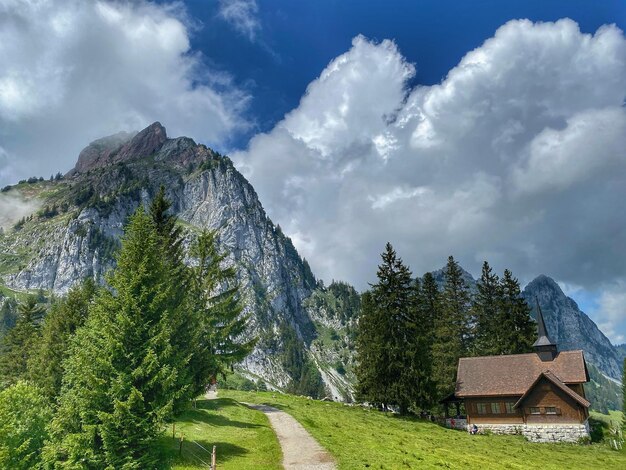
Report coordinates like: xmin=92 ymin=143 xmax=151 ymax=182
xmin=0 ymin=188 xmax=254 ymax=469
xmin=355 ymin=243 xmax=536 ymax=413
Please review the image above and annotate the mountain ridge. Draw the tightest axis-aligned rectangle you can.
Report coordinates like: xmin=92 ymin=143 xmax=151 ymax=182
xmin=0 ymin=122 xmax=355 ymax=400
xmin=0 ymin=122 xmax=621 ymax=406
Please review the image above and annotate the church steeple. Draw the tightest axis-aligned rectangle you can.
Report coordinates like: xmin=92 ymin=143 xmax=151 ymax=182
xmin=533 ymin=298 xmax=557 ymax=361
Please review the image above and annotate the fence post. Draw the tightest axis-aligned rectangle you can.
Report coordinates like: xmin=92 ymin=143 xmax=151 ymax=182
xmin=172 ymin=423 xmax=176 ymax=440
xmin=211 ymin=445 xmax=216 ymax=470
xmin=179 ymin=435 xmax=184 ymax=456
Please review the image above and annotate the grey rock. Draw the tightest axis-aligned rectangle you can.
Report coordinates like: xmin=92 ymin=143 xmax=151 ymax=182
xmin=522 ymin=274 xmax=622 ymax=381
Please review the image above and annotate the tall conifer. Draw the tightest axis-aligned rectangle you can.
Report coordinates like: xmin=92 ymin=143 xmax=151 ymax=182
xmin=356 ymin=243 xmax=432 ymax=413
xmin=188 ymin=230 xmax=255 ymax=397
xmin=45 ymin=207 xmax=188 ymax=468
xmin=432 ymin=256 xmax=471 ymax=399
xmin=499 ymin=269 xmax=535 ymax=354
xmin=0 ymin=296 xmax=46 ymax=388
xmin=27 ymin=280 xmax=95 ymax=398
xmin=472 ymin=261 xmax=501 ymax=356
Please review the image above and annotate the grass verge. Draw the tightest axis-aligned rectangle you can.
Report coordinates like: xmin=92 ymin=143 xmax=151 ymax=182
xmin=222 ymin=390 xmax=626 ymax=470
xmin=160 ymin=397 xmax=281 ymax=469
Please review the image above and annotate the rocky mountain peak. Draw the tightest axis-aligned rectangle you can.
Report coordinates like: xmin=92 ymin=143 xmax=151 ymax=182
xmin=71 ymin=131 xmax=135 ymax=175
xmin=117 ymin=121 xmax=167 ymax=161
xmin=522 ymin=274 xmax=622 ymax=381
xmin=70 ymin=122 xmax=168 ymax=175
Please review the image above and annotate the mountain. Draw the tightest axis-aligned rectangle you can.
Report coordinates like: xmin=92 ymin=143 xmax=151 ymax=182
xmin=0 ymin=122 xmax=355 ymax=400
xmin=522 ymin=275 xmax=622 ymax=382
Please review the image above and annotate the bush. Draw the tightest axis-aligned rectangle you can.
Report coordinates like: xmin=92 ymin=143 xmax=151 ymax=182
xmin=0 ymin=381 xmax=52 ymax=470
xmin=222 ymin=372 xmax=257 ymax=391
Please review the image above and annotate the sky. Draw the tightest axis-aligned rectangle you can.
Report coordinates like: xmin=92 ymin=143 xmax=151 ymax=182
xmin=1 ymin=0 xmax=626 ymax=342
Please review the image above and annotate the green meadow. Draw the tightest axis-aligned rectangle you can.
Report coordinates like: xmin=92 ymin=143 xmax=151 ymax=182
xmin=216 ymin=390 xmax=626 ymax=470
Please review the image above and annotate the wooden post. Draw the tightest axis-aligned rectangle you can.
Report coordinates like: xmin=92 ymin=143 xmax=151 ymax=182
xmin=179 ymin=435 xmax=184 ymax=456
xmin=211 ymin=445 xmax=216 ymax=470
xmin=172 ymin=423 xmax=176 ymax=440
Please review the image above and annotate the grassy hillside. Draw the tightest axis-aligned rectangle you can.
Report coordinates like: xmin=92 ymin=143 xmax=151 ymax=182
xmin=161 ymin=397 xmax=281 ymax=469
xmin=221 ymin=390 xmax=626 ymax=470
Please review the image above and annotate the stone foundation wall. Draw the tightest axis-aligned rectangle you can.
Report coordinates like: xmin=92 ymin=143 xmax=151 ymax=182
xmin=471 ymin=421 xmax=589 ymax=443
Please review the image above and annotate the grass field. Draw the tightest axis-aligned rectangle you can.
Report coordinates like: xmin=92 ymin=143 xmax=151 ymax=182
xmin=221 ymin=390 xmax=626 ymax=470
xmin=160 ymin=397 xmax=281 ymax=469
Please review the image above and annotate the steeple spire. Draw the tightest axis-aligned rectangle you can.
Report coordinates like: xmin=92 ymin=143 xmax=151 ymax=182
xmin=533 ymin=298 xmax=557 ymax=361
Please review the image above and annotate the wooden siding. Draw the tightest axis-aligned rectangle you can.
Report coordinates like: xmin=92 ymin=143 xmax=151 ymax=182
xmin=465 ymin=397 xmax=523 ymax=425
xmin=521 ymin=376 xmax=587 ymax=424
xmin=465 ymin=377 xmax=588 ymax=425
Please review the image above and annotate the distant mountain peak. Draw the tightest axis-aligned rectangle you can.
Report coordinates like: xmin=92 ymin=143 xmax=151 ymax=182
xmin=522 ymin=278 xmax=622 ymax=382
xmin=527 ymin=274 xmax=562 ymax=290
xmin=70 ymin=122 xmax=168 ymax=175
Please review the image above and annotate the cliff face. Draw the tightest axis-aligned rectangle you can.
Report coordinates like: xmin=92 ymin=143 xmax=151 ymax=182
xmin=0 ymin=122 xmax=353 ymax=398
xmin=522 ymin=275 xmax=623 ymax=382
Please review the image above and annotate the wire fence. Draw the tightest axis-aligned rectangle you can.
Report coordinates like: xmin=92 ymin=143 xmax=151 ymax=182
xmin=175 ymin=429 xmax=217 ymax=469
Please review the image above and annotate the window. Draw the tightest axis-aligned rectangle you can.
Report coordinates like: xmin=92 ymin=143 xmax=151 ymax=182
xmin=529 ymin=407 xmax=540 ymax=415
xmin=545 ymin=407 xmax=559 ymax=415
xmin=505 ymin=402 xmax=515 ymax=414
xmin=491 ymin=403 xmax=502 ymax=414
xmin=477 ymin=403 xmax=488 ymax=414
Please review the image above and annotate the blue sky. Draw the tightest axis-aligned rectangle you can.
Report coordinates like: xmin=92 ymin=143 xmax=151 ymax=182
xmin=1 ymin=0 xmax=626 ymax=343
xmin=181 ymin=0 xmax=625 ymax=149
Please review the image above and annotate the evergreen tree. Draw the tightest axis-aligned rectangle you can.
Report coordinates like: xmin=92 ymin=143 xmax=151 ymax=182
xmin=280 ymin=322 xmax=325 ymax=398
xmin=418 ymin=272 xmax=440 ymax=353
xmin=0 ymin=297 xmax=18 ymax=340
xmin=0 ymin=296 xmax=46 ymax=388
xmin=0 ymin=381 xmax=52 ymax=469
xmin=27 ymin=280 xmax=95 ymax=398
xmin=188 ymin=230 xmax=255 ymax=397
xmin=622 ymin=358 xmax=626 ymax=431
xmin=471 ymin=261 xmax=501 ymax=356
xmin=356 ymin=243 xmax=430 ymax=413
xmin=355 ymin=290 xmax=387 ymax=405
xmin=44 ymin=207 xmax=189 ymax=468
xmin=499 ymin=269 xmax=535 ymax=354
xmin=405 ymin=278 xmax=436 ymax=410
xmin=149 ymin=186 xmax=197 ymax=412
xmin=432 ymin=256 xmax=471 ymax=400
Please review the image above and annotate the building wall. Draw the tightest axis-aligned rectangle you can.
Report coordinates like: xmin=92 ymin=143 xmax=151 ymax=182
xmin=521 ymin=377 xmax=585 ymax=424
xmin=471 ymin=421 xmax=590 ymax=443
xmin=465 ymin=396 xmax=524 ymax=425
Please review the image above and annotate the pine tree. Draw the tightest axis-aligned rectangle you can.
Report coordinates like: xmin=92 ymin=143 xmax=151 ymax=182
xmin=355 ymin=290 xmax=387 ymax=405
xmin=0 ymin=296 xmax=46 ymax=388
xmin=432 ymin=256 xmax=471 ymax=400
xmin=27 ymin=279 xmax=95 ymax=398
xmin=405 ymin=278 xmax=436 ymax=410
xmin=44 ymin=207 xmax=189 ymax=468
xmin=0 ymin=298 xmax=18 ymax=340
xmin=472 ymin=261 xmax=501 ymax=356
xmin=149 ymin=186 xmax=197 ymax=412
xmin=418 ymin=272 xmax=439 ymax=343
xmin=188 ymin=230 xmax=255 ymax=397
xmin=499 ymin=269 xmax=535 ymax=354
xmin=356 ymin=243 xmax=430 ymax=413
xmin=0 ymin=381 xmax=52 ymax=469
xmin=622 ymin=358 xmax=626 ymax=431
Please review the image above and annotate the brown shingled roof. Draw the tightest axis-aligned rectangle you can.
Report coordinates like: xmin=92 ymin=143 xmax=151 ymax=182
xmin=455 ymin=350 xmax=589 ymax=398
xmin=514 ymin=370 xmax=590 ymax=409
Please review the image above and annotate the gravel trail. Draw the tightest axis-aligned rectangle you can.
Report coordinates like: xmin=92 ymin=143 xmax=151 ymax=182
xmin=245 ymin=403 xmax=337 ymax=470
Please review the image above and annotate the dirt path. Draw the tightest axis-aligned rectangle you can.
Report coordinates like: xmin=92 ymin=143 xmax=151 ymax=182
xmin=245 ymin=403 xmax=337 ymax=470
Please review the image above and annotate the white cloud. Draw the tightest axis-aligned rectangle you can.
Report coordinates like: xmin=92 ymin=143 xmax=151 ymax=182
xmin=0 ymin=0 xmax=250 ymax=183
xmin=218 ymin=0 xmax=260 ymax=41
xmin=0 ymin=192 xmax=42 ymax=230
xmin=233 ymin=16 xmax=626 ymax=318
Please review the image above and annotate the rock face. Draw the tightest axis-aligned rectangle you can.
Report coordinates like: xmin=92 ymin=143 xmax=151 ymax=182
xmin=1 ymin=122 xmax=353 ymax=399
xmin=522 ymin=275 xmax=623 ymax=382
